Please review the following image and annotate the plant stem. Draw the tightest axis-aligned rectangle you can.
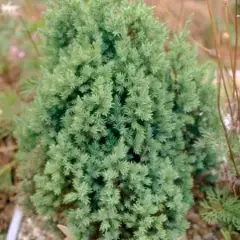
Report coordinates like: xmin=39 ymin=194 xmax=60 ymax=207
xmin=179 ymin=0 xmax=184 ymax=29
xmin=224 ymin=2 xmax=234 ymax=75
xmin=233 ymin=0 xmax=240 ymax=120
xmin=217 ymin=72 xmax=240 ymax=177
xmin=206 ymin=0 xmax=234 ymax=122
xmin=206 ymin=0 xmax=240 ymax=177
xmin=18 ymin=15 xmax=40 ymax=57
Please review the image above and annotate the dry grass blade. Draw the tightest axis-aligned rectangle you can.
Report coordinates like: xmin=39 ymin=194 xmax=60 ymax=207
xmin=0 ymin=160 xmax=16 ymax=177
xmin=0 ymin=88 xmax=23 ymax=140
xmin=0 ymin=145 xmax=18 ymax=153
xmin=57 ymin=224 xmax=75 ymax=240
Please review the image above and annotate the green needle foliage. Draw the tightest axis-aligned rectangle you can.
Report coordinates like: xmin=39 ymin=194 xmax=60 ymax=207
xmin=201 ymin=188 xmax=240 ymax=231
xmin=16 ymin=0 xmax=220 ymax=239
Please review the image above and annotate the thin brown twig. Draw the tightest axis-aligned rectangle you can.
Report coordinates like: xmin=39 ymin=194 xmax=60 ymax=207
xmin=228 ymin=4 xmax=235 ymax=23
xmin=179 ymin=0 xmax=184 ymax=29
xmin=158 ymin=1 xmax=191 ymax=30
xmin=18 ymin=15 xmax=40 ymax=57
xmin=206 ymin=0 xmax=240 ymax=177
xmin=189 ymin=37 xmax=235 ymax=94
xmin=217 ymin=72 xmax=240 ymax=177
xmin=224 ymin=2 xmax=234 ymax=75
xmin=233 ymin=0 xmax=240 ymax=119
xmin=189 ymin=37 xmax=211 ymax=53
xmin=206 ymin=0 xmax=234 ymax=123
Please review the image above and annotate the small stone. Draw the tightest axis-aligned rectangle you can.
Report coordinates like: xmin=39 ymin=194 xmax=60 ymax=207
xmin=222 ymin=32 xmax=230 ymax=40
xmin=188 ymin=229 xmax=194 ymax=236
xmin=192 ymin=224 xmax=200 ymax=231
xmin=198 ymin=219 xmax=207 ymax=228
xmin=203 ymin=232 xmax=218 ymax=240
xmin=187 ymin=211 xmax=200 ymax=224
xmin=193 ymin=235 xmax=202 ymax=240
xmin=18 ymin=216 xmax=56 ymax=240
xmin=177 ymin=237 xmax=187 ymax=240
xmin=198 ymin=227 xmax=209 ymax=236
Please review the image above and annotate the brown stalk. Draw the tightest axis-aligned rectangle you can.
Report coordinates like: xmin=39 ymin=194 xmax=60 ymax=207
xmin=18 ymin=15 xmax=40 ymax=57
xmin=224 ymin=2 xmax=234 ymax=74
xmin=22 ymin=0 xmax=31 ymax=13
xmin=206 ymin=0 xmax=240 ymax=177
xmin=179 ymin=0 xmax=184 ymax=29
xmin=206 ymin=0 xmax=234 ymax=122
xmin=228 ymin=5 xmax=235 ymax=23
xmin=158 ymin=1 xmax=187 ymax=30
xmin=220 ymin=63 xmax=234 ymax=121
xmin=190 ymin=36 xmax=236 ymax=95
xmin=217 ymin=72 xmax=240 ymax=177
xmin=233 ymin=0 xmax=240 ymax=120
xmin=223 ymin=2 xmax=239 ymax=102
xmin=221 ymin=70 xmax=234 ymax=121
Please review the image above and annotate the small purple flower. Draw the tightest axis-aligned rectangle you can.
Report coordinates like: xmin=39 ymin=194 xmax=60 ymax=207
xmin=31 ymin=33 xmax=37 ymax=40
xmin=10 ymin=46 xmax=18 ymax=56
xmin=18 ymin=51 xmax=25 ymax=59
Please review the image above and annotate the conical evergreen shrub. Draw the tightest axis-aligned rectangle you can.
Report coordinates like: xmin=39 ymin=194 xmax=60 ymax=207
xmin=16 ymin=0 xmax=219 ymax=239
